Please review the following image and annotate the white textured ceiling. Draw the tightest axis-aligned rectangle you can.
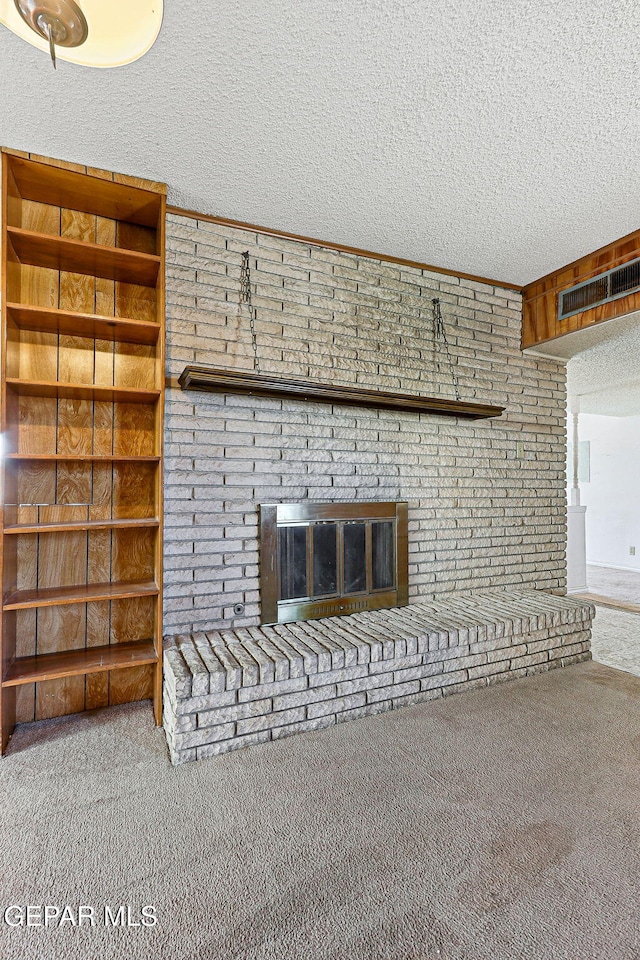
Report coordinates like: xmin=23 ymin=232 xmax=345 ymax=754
xmin=1 ymin=0 xmax=639 ymax=286
xmin=554 ymin=312 xmax=640 ymax=417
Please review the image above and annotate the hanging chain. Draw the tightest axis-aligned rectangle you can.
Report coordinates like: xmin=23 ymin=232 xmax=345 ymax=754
xmin=431 ymin=298 xmax=460 ymax=401
xmin=239 ymin=251 xmax=261 ymax=374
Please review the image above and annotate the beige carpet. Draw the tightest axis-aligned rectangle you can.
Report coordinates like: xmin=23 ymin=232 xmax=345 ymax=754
xmin=2 ymin=660 xmax=640 ymax=960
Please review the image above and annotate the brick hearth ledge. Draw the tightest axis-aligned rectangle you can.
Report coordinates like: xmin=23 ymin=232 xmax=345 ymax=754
xmin=163 ymin=591 xmax=595 ymax=764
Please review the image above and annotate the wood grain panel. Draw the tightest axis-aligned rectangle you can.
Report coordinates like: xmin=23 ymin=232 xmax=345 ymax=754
xmin=91 ymin=405 xmax=114 ymax=465
xmin=109 ymin=594 xmax=155 ymax=704
xmin=19 ymin=201 xmax=60 ymax=310
xmin=57 ymin=398 xmax=94 ymax=456
xmin=35 ymin=672 xmax=84 ymax=720
xmin=56 ymin=460 xmax=92 ymax=507
xmin=86 ymin=541 xmax=110 ymax=709
xmin=6 ymin=303 xmax=160 ymax=345
xmin=117 ymin=221 xmax=157 ymax=255
xmin=522 ymin=228 xmax=640 ymax=348
xmin=114 ymin=343 xmax=155 ymax=389
xmin=5 ymin=159 xmax=22 ymax=229
xmin=114 ymin=283 xmax=157 ymax=324
xmin=113 ymin=403 xmax=155 ymax=457
xmin=110 ymin=596 xmax=155 ymax=643
xmin=36 ymin=601 xmax=86 ymax=720
xmin=13 ymin=461 xmax=56 ymax=508
xmin=18 ymin=395 xmax=57 ymax=455
xmin=35 ymin=529 xmax=87 ymax=718
xmin=15 ymin=610 xmax=36 ymax=721
xmin=21 ymin=199 xmax=59 ymax=235
xmin=109 ymin=664 xmax=154 ymax=705
xmin=16 ymin=331 xmax=58 ymax=381
xmin=14 ymin=532 xmax=36 ymax=593
xmin=112 ymin=462 xmax=157 ymax=519
xmin=111 ymin=528 xmax=155 ymax=582
xmin=4 ymin=639 xmax=157 ymax=685
xmin=95 ymin=216 xmax=116 ymax=388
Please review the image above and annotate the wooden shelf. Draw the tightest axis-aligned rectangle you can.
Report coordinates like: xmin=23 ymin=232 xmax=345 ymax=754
xmin=3 ymin=580 xmax=159 ymax=611
xmin=7 ymin=154 xmax=163 ymax=229
xmin=6 ymin=454 xmax=160 ymax=462
xmin=1 ymin=149 xmax=166 ymax=754
xmin=179 ymin=366 xmax=505 ymax=419
xmin=6 ymin=303 xmax=161 ymax=345
xmin=2 ymin=640 xmax=158 ymax=687
xmin=6 ymin=378 xmax=160 ymax=404
xmin=4 ymin=518 xmax=159 ymax=535
xmin=7 ymin=227 xmax=161 ymax=287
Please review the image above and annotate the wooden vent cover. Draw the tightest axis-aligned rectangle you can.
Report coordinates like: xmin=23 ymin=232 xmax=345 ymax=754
xmin=559 ymin=257 xmax=640 ymax=320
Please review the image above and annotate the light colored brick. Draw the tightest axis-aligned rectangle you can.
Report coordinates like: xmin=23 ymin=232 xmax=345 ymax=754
xmin=307 ymin=692 xmax=366 ymax=718
xmin=271 ymin=716 xmax=336 ymax=740
xmin=237 ymin=706 xmax=306 ymax=735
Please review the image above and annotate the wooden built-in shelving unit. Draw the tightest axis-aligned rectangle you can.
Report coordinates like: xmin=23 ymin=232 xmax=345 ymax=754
xmin=0 ymin=148 xmax=166 ymax=754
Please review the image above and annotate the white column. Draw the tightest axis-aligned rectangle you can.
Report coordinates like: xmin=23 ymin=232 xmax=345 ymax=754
xmin=567 ymin=409 xmax=588 ymax=593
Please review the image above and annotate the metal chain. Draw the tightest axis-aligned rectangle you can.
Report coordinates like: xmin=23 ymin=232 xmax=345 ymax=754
xmin=431 ymin=298 xmax=460 ymax=401
xmin=239 ymin=251 xmax=261 ymax=374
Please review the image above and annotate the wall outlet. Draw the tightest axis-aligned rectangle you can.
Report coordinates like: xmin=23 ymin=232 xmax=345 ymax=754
xmin=516 ymin=441 xmax=524 ymax=459
xmin=631 ymin=547 xmax=636 ymax=556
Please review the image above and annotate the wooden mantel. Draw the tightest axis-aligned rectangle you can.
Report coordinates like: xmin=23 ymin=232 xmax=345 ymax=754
xmin=178 ymin=366 xmax=505 ymax=419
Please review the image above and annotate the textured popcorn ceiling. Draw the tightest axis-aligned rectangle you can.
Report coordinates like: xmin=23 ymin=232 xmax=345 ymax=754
xmin=553 ymin=311 xmax=640 ymax=417
xmin=1 ymin=0 xmax=639 ymax=286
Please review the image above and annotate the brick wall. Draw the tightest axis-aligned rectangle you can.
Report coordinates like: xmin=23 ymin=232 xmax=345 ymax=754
xmin=163 ymin=214 xmax=567 ymax=634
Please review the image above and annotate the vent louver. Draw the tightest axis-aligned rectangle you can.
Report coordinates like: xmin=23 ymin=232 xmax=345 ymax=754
xmin=559 ymin=257 xmax=640 ymax=320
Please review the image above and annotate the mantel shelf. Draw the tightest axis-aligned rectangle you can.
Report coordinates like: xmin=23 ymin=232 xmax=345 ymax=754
xmin=178 ymin=366 xmax=505 ymax=419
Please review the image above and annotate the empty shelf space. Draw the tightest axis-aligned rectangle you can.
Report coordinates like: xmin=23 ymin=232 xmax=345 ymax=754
xmin=6 ymin=303 xmax=161 ymax=344
xmin=3 ymin=579 xmax=159 ymax=610
xmin=7 ymin=227 xmax=161 ymax=287
xmin=7 ymin=154 xmax=163 ymax=228
xmin=2 ymin=640 xmax=158 ymax=687
xmin=6 ymin=378 xmax=160 ymax=404
xmin=4 ymin=517 xmax=160 ymax=535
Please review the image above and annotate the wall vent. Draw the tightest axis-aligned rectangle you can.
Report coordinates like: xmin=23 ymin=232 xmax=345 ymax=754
xmin=559 ymin=258 xmax=640 ymax=320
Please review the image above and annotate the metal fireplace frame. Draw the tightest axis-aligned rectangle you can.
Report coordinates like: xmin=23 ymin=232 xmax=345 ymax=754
xmin=259 ymin=501 xmax=409 ymax=625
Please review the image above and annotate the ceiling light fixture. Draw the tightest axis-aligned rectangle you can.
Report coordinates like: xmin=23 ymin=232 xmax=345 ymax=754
xmin=13 ymin=0 xmax=88 ymax=68
xmin=0 ymin=0 xmax=163 ymax=68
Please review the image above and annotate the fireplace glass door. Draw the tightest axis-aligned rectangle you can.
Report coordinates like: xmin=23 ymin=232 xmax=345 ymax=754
xmin=261 ymin=502 xmax=408 ymax=624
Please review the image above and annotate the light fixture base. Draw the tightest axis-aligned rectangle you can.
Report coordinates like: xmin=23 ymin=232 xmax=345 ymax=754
xmin=13 ymin=0 xmax=88 ymax=50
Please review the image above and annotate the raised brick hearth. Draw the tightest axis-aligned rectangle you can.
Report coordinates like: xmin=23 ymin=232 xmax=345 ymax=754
xmin=163 ymin=591 xmax=594 ymax=764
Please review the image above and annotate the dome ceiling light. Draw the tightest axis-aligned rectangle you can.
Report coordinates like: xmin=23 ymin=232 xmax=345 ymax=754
xmin=0 ymin=0 xmax=163 ymax=68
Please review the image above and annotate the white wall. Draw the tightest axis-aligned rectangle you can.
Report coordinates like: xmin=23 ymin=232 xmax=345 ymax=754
xmin=569 ymin=413 xmax=640 ymax=571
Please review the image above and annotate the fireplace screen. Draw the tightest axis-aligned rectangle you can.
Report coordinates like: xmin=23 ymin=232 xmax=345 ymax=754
xmin=259 ymin=502 xmax=408 ymax=625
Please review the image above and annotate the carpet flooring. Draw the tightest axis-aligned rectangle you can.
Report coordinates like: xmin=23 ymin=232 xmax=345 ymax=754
xmin=2 ymin=660 xmax=640 ymax=960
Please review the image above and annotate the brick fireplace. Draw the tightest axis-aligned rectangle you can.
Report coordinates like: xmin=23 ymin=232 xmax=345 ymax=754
xmin=162 ymin=213 xmax=567 ymax=637
xmin=160 ymin=211 xmax=583 ymax=763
